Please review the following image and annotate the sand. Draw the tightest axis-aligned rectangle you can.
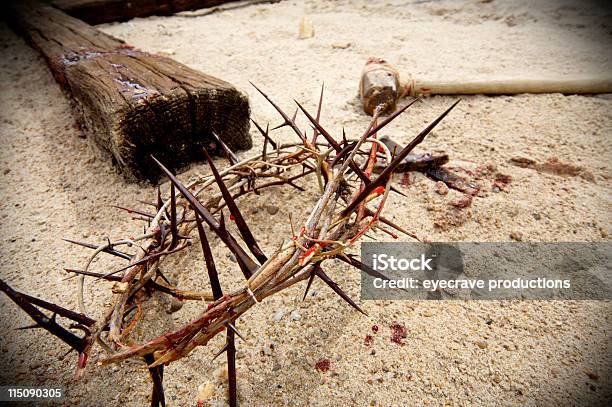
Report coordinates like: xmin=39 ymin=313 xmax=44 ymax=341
xmin=0 ymin=0 xmax=611 ymax=405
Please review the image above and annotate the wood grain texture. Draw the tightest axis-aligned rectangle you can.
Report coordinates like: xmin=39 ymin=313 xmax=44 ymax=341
xmin=52 ymin=0 xmax=240 ymax=25
xmin=7 ymin=0 xmax=251 ymax=182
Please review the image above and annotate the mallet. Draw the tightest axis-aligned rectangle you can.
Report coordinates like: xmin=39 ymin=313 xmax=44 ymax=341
xmin=360 ymin=57 xmax=612 ymax=115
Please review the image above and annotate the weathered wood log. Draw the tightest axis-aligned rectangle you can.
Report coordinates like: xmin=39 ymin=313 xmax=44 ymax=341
xmin=6 ymin=1 xmax=251 ymax=182
xmin=52 ymin=0 xmax=240 ymax=25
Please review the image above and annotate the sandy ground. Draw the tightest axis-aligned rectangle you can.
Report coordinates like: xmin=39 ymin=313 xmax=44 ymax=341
xmin=1 ymin=0 xmax=611 ymax=405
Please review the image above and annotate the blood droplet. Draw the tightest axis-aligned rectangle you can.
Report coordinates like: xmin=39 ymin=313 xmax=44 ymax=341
xmin=364 ymin=334 xmax=373 ymax=346
xmin=315 ymin=358 xmax=330 ymax=372
xmin=390 ymin=324 xmax=408 ymax=345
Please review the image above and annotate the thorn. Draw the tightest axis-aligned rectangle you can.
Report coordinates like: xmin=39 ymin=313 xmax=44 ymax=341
xmin=62 ymin=238 xmax=131 ymax=260
xmin=251 ymin=119 xmax=277 ymax=149
xmin=15 ymin=323 xmax=40 ymax=330
xmin=211 ymin=130 xmax=239 ymax=165
xmin=110 ymin=205 xmax=155 ymax=219
xmin=312 ymin=82 xmax=324 ymax=144
xmin=226 ymin=322 xmax=246 ymax=342
xmin=0 ymin=278 xmax=86 ymax=352
xmin=168 ymin=184 xmax=179 ymax=251
xmin=366 ymin=97 xmax=421 ymax=138
xmin=203 ymin=149 xmax=267 ymax=264
xmin=195 ymin=212 xmax=223 ymax=301
xmin=211 ymin=343 xmax=229 ymax=362
xmin=315 ymin=268 xmax=367 ymax=316
xmin=250 ymin=82 xmax=305 ymax=141
xmin=302 ymin=266 xmax=317 ymax=301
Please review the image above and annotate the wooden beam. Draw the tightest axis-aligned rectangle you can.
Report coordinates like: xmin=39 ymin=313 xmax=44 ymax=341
xmin=52 ymin=0 xmax=240 ymax=25
xmin=7 ymin=1 xmax=251 ymax=182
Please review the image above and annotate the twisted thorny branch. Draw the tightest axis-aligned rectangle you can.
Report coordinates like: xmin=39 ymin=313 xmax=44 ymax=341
xmin=0 ymin=83 xmax=459 ymax=406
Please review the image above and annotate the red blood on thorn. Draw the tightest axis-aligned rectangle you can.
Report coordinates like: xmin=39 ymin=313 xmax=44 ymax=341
xmin=390 ymin=324 xmax=408 ymax=345
xmin=229 ymin=214 xmax=235 ymax=221
xmin=315 ymin=358 xmax=330 ymax=372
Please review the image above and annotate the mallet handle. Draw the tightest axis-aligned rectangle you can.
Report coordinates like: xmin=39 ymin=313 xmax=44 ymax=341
xmin=402 ymin=77 xmax=612 ymax=97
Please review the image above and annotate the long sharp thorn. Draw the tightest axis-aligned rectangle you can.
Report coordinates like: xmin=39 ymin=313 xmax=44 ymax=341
xmin=110 ymin=205 xmax=155 ymax=219
xmin=390 ymin=185 xmax=408 ymax=197
xmin=203 ymin=149 xmax=267 ymax=264
xmin=0 ymin=279 xmax=85 ymax=352
xmin=212 ymin=343 xmax=229 ymax=362
xmin=271 ymin=108 xmax=298 ymax=131
xmin=155 ymin=269 xmax=172 ymax=286
xmin=302 ymin=266 xmax=318 ymax=301
xmin=342 ymin=100 xmax=461 ymax=217
xmin=262 ymin=123 xmax=269 ymax=161
xmin=366 ymin=97 xmax=421 ymax=138
xmin=338 ymin=255 xmax=409 ymax=295
xmin=312 ymin=82 xmax=324 ymax=144
xmin=195 ymin=212 xmax=223 ymax=300
xmin=16 ymin=323 xmax=40 ymax=330
xmin=168 ymin=184 xmax=179 ymax=250
xmin=151 ymin=155 xmax=257 ymax=278
xmin=62 ymin=238 xmax=131 ymax=260
xmin=315 ymin=268 xmax=367 ymax=315
xmin=99 ymin=245 xmax=188 ymax=280
xmin=64 ymin=268 xmax=122 ymax=281
xmin=211 ymin=130 xmax=239 ymax=166
xmin=226 ymin=322 xmax=246 ymax=342
xmin=363 ymin=208 xmax=415 ymax=238
xmin=250 ymin=82 xmax=306 ymax=141
xmin=251 ymin=119 xmax=277 ymax=149
xmin=19 ymin=291 xmax=95 ymax=326
xmin=227 ymin=329 xmax=237 ymax=407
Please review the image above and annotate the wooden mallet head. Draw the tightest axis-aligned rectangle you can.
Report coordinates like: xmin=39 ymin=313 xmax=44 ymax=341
xmin=359 ymin=57 xmax=401 ymax=116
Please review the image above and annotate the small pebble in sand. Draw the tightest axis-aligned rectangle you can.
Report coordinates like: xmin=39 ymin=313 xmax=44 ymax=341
xmin=167 ymin=298 xmax=184 ymax=314
xmin=315 ymin=358 xmax=330 ymax=372
xmin=422 ymin=310 xmax=433 ymax=317
xmin=390 ymin=324 xmax=408 ymax=345
xmin=290 ymin=310 xmax=301 ymax=321
xmin=450 ymin=195 xmax=473 ymax=208
xmin=510 ymin=231 xmax=523 ymax=241
xmin=435 ymin=181 xmax=449 ymax=195
xmin=298 ymin=16 xmax=315 ymax=39
xmin=475 ymin=340 xmax=488 ymax=349
xmin=273 ymin=310 xmax=285 ymax=322
xmin=585 ymin=370 xmax=599 ymax=381
xmin=331 ymin=42 xmax=351 ymax=49
xmin=196 ymin=381 xmax=215 ymax=405
xmin=266 ymin=204 xmax=279 ymax=215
